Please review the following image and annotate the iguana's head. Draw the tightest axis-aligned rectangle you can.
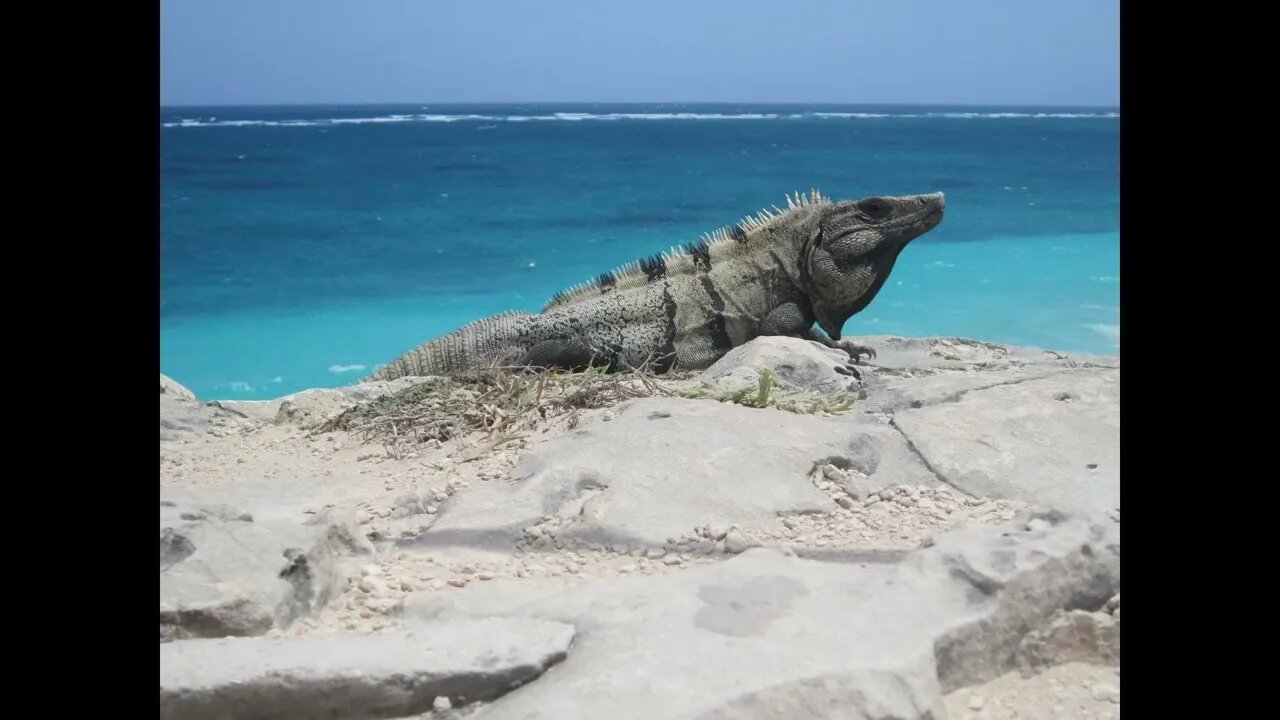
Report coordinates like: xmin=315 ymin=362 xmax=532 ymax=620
xmin=803 ymin=193 xmax=945 ymax=340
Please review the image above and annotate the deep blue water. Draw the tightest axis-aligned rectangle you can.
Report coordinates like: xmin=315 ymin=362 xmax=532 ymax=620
xmin=160 ymin=103 xmax=1119 ymax=400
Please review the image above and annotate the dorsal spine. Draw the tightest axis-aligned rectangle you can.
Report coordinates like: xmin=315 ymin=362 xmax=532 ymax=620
xmin=541 ymin=189 xmax=828 ymax=312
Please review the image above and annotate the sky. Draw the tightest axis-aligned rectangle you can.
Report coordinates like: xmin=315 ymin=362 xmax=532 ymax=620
xmin=160 ymin=0 xmax=1118 ymax=107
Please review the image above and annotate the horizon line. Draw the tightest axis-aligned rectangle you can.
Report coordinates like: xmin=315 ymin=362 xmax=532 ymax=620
xmin=160 ymin=100 xmax=1120 ymax=110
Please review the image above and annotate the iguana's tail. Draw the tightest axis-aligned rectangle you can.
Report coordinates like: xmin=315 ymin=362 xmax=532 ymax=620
xmin=363 ymin=311 xmax=536 ymax=382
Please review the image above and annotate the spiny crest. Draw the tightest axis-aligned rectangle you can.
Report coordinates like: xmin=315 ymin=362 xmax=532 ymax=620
xmin=542 ymin=189 xmax=830 ymax=312
xmin=362 ymin=310 xmax=532 ymax=382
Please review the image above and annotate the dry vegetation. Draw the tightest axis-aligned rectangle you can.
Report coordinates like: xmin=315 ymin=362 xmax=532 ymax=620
xmin=317 ymin=365 xmax=691 ymax=443
xmin=316 ymin=364 xmax=859 ymax=451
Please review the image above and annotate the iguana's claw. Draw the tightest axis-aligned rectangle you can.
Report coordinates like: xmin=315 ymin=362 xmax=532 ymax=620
xmin=834 ymin=363 xmax=862 ymax=381
xmin=837 ymin=341 xmax=877 ymax=364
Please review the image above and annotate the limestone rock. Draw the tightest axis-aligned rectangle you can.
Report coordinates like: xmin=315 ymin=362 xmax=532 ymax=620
xmin=400 ymin=512 xmax=1119 ymax=719
xmin=413 ymin=396 xmax=937 ymax=552
xmin=160 ymin=617 xmax=575 ymax=719
xmin=701 ymin=336 xmax=860 ymax=394
xmin=161 ymin=394 xmax=240 ymax=443
xmin=161 ymin=374 xmax=198 ymax=401
xmin=215 ymin=377 xmax=437 ymax=425
xmin=160 ymin=498 xmax=367 ymax=642
xmin=1016 ymin=608 xmax=1120 ymax=673
xmin=891 ymin=369 xmax=1119 ymax=515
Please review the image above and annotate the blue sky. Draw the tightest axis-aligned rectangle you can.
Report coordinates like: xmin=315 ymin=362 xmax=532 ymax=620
xmin=161 ymin=0 xmax=1118 ymax=107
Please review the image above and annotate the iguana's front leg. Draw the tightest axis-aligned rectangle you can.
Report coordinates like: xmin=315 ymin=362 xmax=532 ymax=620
xmin=758 ymin=303 xmax=868 ymax=379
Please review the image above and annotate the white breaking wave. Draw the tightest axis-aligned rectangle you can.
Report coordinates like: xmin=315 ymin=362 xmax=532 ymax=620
xmin=328 ymin=363 xmax=366 ymax=374
xmin=1086 ymin=323 xmax=1120 ymax=347
xmin=162 ymin=110 xmax=1119 ymax=128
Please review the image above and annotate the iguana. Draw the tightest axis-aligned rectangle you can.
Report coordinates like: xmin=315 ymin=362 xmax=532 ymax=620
xmin=364 ymin=189 xmax=944 ymax=382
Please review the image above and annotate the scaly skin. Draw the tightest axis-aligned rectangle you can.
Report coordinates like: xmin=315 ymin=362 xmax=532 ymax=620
xmin=364 ymin=190 xmax=945 ymax=382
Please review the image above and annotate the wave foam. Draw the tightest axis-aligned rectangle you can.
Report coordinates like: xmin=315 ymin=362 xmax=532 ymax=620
xmin=1085 ymin=323 xmax=1120 ymax=347
xmin=328 ymin=363 xmax=366 ymax=374
xmin=163 ymin=110 xmax=1119 ymax=128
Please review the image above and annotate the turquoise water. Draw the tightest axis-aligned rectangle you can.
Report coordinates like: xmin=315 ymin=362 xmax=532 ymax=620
xmin=160 ymin=104 xmax=1119 ymax=400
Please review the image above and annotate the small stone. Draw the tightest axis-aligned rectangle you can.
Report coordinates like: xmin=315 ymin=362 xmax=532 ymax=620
xmin=358 ymin=577 xmax=387 ymax=595
xmin=723 ymin=530 xmax=754 ymax=554
xmin=693 ymin=538 xmax=715 ymax=554
xmin=822 ymin=465 xmax=844 ymax=482
xmin=645 ymin=548 xmax=667 ymax=559
xmin=1091 ymin=684 xmax=1120 ymax=703
xmin=447 ymin=578 xmax=467 ymax=588
xmin=663 ymin=556 xmax=682 ymax=566
xmin=864 ymin=496 xmax=881 ymax=506
xmin=399 ymin=581 xmax=414 ymax=591
xmin=781 ymin=518 xmax=798 ymax=530
xmin=707 ymin=524 xmax=729 ymax=541
xmin=968 ymin=695 xmax=985 ymax=711
xmin=524 ymin=525 xmax=543 ymax=538
xmin=835 ymin=496 xmax=855 ymax=509
xmin=478 ymin=573 xmax=494 ymax=581
xmin=433 ymin=696 xmax=453 ymax=711
xmin=359 ymin=610 xmax=373 ymax=619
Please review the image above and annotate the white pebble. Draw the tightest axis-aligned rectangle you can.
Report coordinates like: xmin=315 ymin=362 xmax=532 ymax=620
xmin=723 ymin=530 xmax=754 ymax=554
xmin=1091 ymin=684 xmax=1120 ymax=703
xmin=358 ymin=577 xmax=387 ymax=595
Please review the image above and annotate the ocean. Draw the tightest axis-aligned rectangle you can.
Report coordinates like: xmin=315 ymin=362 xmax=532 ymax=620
xmin=159 ymin=103 xmax=1120 ymax=401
